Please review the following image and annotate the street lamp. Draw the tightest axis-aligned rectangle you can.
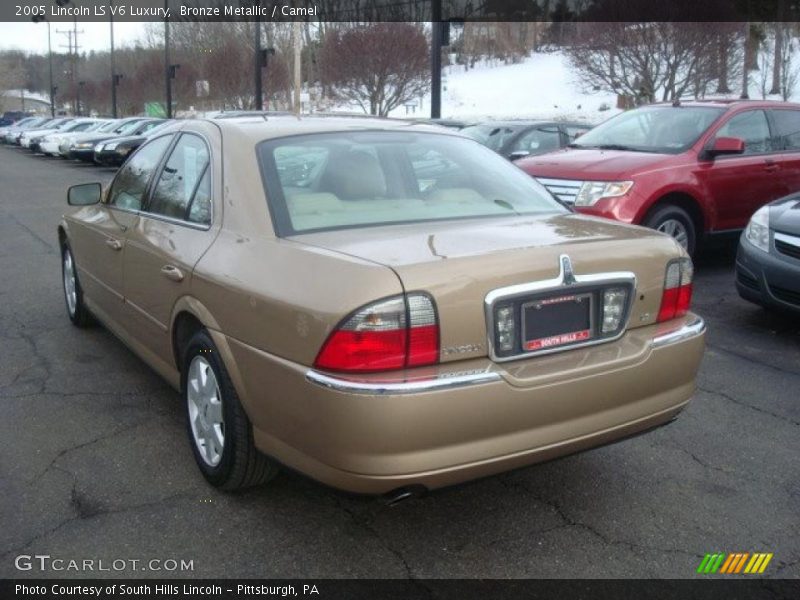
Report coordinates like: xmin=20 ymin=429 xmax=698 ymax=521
xmin=31 ymin=15 xmax=55 ymax=117
xmin=110 ymin=0 xmax=117 ymax=117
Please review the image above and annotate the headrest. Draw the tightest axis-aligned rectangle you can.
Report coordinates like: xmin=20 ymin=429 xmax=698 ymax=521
xmin=321 ymin=150 xmax=387 ymax=200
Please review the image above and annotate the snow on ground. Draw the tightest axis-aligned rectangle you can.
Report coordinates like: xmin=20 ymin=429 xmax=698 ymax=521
xmin=394 ymin=52 xmax=620 ymax=124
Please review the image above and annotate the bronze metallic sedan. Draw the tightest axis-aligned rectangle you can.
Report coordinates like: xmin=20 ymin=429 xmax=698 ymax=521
xmin=58 ymin=117 xmax=705 ymax=496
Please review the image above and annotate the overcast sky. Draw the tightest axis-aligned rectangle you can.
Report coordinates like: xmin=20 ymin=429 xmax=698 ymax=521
xmin=0 ymin=22 xmax=147 ymax=55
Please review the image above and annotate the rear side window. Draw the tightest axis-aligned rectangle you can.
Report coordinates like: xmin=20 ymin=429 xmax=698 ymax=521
xmin=770 ymin=109 xmax=800 ymax=150
xmin=147 ymin=133 xmax=211 ymax=224
xmin=716 ymin=110 xmax=773 ymax=154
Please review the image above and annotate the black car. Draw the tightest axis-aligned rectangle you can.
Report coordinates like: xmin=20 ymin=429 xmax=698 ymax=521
xmin=460 ymin=120 xmax=593 ymax=160
xmin=94 ymin=120 xmax=176 ymax=166
xmin=736 ymin=194 xmax=800 ymax=314
xmin=68 ymin=119 xmax=163 ymax=162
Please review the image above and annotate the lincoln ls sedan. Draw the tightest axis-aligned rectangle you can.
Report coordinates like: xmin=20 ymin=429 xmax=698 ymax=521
xmin=59 ymin=117 xmax=706 ymax=496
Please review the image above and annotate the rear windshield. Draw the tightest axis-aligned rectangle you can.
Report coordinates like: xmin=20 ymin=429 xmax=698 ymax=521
xmin=257 ymin=130 xmax=566 ymax=235
xmin=571 ymin=106 xmax=725 ymax=154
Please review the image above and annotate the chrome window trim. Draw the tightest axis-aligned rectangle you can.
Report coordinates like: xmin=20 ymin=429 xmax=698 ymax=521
xmin=484 ymin=254 xmax=636 ymax=362
xmin=306 ymin=369 xmax=501 ymax=395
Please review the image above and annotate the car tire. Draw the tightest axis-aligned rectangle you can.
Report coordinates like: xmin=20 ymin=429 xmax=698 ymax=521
xmin=643 ymin=204 xmax=697 ymax=256
xmin=182 ymin=329 xmax=279 ymax=490
xmin=61 ymin=243 xmax=92 ymax=327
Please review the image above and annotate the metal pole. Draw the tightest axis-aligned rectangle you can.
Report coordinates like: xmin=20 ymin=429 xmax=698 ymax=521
xmin=254 ymin=19 xmax=263 ymax=110
xmin=430 ymin=0 xmax=442 ymax=119
xmin=165 ymin=0 xmax=172 ymax=118
xmin=110 ymin=1 xmax=117 ymax=117
xmin=293 ymin=21 xmax=301 ymax=114
xmin=47 ymin=21 xmax=54 ymax=117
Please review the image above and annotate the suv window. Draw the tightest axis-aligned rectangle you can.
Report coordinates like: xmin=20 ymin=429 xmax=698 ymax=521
xmin=108 ymin=135 xmax=173 ymax=211
xmin=564 ymin=125 xmax=591 ymax=142
xmin=147 ymin=134 xmax=211 ymax=222
xmin=716 ymin=110 xmax=773 ymax=154
xmin=770 ymin=109 xmax=800 ymax=150
xmin=510 ymin=127 xmax=561 ymax=154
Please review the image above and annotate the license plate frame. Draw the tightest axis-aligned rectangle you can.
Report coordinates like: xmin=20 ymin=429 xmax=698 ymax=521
xmin=521 ymin=292 xmax=594 ymax=352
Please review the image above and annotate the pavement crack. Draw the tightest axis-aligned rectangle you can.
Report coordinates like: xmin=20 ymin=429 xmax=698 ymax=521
xmin=697 ymin=385 xmax=800 ymax=428
xmin=706 ymin=343 xmax=800 ymax=379
xmin=32 ymin=419 xmax=149 ymax=485
xmin=499 ymin=476 xmax=703 ymax=560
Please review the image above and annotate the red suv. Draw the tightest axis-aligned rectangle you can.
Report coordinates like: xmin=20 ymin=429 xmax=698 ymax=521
xmin=516 ymin=100 xmax=800 ymax=254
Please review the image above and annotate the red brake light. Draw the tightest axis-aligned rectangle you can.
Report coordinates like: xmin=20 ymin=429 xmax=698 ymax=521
xmin=657 ymin=258 xmax=693 ymax=323
xmin=314 ymin=294 xmax=439 ymax=373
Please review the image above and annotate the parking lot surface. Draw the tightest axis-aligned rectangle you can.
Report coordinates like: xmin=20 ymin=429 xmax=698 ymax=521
xmin=0 ymin=145 xmax=798 ymax=579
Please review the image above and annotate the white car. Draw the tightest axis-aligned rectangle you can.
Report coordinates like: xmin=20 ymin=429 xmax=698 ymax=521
xmin=3 ymin=116 xmax=51 ymax=144
xmin=39 ymin=119 xmax=108 ymax=156
xmin=19 ymin=118 xmax=74 ymax=148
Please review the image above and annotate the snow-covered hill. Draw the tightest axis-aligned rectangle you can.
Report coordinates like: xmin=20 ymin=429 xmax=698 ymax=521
xmin=391 ymin=52 xmax=620 ymax=124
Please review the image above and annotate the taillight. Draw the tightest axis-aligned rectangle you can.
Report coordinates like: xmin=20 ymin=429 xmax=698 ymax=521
xmin=314 ymin=293 xmax=439 ymax=373
xmin=657 ymin=258 xmax=693 ymax=322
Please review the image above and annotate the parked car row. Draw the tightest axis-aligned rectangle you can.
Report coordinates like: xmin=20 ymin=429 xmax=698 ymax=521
xmin=0 ymin=115 xmax=172 ymax=166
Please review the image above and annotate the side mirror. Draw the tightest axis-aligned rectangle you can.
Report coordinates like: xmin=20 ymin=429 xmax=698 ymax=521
xmin=707 ymin=136 xmax=745 ymax=158
xmin=67 ymin=182 xmax=102 ymax=206
xmin=508 ymin=150 xmax=531 ymax=161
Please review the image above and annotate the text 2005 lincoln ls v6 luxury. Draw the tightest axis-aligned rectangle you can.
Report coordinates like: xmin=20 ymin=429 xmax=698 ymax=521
xmin=58 ymin=117 xmax=705 ymax=496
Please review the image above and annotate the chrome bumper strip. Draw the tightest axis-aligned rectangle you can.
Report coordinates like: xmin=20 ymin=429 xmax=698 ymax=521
xmin=651 ymin=315 xmax=706 ymax=348
xmin=306 ymin=370 xmax=502 ymax=395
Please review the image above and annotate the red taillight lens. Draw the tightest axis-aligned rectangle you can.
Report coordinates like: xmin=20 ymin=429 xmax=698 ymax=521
xmin=314 ymin=294 xmax=439 ymax=373
xmin=657 ymin=258 xmax=693 ymax=322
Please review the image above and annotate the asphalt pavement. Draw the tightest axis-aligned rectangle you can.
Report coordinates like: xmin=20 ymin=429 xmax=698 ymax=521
xmin=0 ymin=145 xmax=798 ymax=579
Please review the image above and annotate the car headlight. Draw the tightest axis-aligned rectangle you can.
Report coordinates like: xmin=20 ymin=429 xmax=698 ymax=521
xmin=104 ymin=142 xmax=118 ymax=151
xmin=574 ymin=181 xmax=634 ymax=207
xmin=744 ymin=206 xmax=770 ymax=252
xmin=95 ymin=143 xmax=105 ymax=152
xmin=74 ymin=142 xmax=94 ymax=149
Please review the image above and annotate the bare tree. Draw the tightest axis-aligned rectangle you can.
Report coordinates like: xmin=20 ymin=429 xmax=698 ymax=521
xmin=568 ymin=22 xmax=727 ymax=104
xmin=319 ymin=23 xmax=429 ymax=116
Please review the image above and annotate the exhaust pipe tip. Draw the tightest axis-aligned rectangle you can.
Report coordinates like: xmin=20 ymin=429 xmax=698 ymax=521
xmin=383 ymin=485 xmax=427 ymax=507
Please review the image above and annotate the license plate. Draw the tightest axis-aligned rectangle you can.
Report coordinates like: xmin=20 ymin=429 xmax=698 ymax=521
xmin=522 ymin=293 xmax=593 ymax=351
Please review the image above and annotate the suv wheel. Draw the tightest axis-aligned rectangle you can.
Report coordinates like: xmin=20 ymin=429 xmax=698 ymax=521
xmin=644 ymin=204 xmax=697 ymax=255
xmin=182 ymin=329 xmax=279 ymax=490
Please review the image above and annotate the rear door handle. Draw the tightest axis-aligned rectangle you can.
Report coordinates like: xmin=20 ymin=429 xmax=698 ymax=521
xmin=764 ymin=160 xmax=780 ymax=172
xmin=160 ymin=265 xmax=185 ymax=282
xmin=105 ymin=238 xmax=123 ymax=251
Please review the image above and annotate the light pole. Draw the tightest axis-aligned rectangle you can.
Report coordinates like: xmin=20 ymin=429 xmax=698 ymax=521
xmin=110 ymin=0 xmax=117 ymax=117
xmin=32 ymin=15 xmax=55 ymax=117
xmin=430 ymin=0 xmax=442 ymax=118
xmin=164 ymin=0 xmax=173 ymax=117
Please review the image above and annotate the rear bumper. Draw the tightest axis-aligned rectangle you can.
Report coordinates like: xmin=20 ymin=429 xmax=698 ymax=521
xmin=736 ymin=234 xmax=800 ymax=314
xmin=220 ymin=314 xmax=705 ymax=494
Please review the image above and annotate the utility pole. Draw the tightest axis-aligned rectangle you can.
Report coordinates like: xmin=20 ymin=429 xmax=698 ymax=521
xmin=430 ymin=0 xmax=442 ymax=118
xmin=57 ymin=19 xmax=83 ymax=115
xmin=741 ymin=21 xmax=750 ymax=99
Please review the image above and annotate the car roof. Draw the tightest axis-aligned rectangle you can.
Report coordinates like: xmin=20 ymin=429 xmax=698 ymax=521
xmin=464 ymin=120 xmax=587 ymax=128
xmin=650 ymin=99 xmax=800 ymax=110
xmin=198 ymin=115 xmax=461 ymax=143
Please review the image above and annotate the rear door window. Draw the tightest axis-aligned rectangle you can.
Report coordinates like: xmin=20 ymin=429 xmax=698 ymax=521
xmin=770 ymin=109 xmax=800 ymax=151
xmin=716 ymin=110 xmax=773 ymax=154
xmin=147 ymin=133 xmax=211 ymax=223
xmin=509 ymin=127 xmax=562 ymax=154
